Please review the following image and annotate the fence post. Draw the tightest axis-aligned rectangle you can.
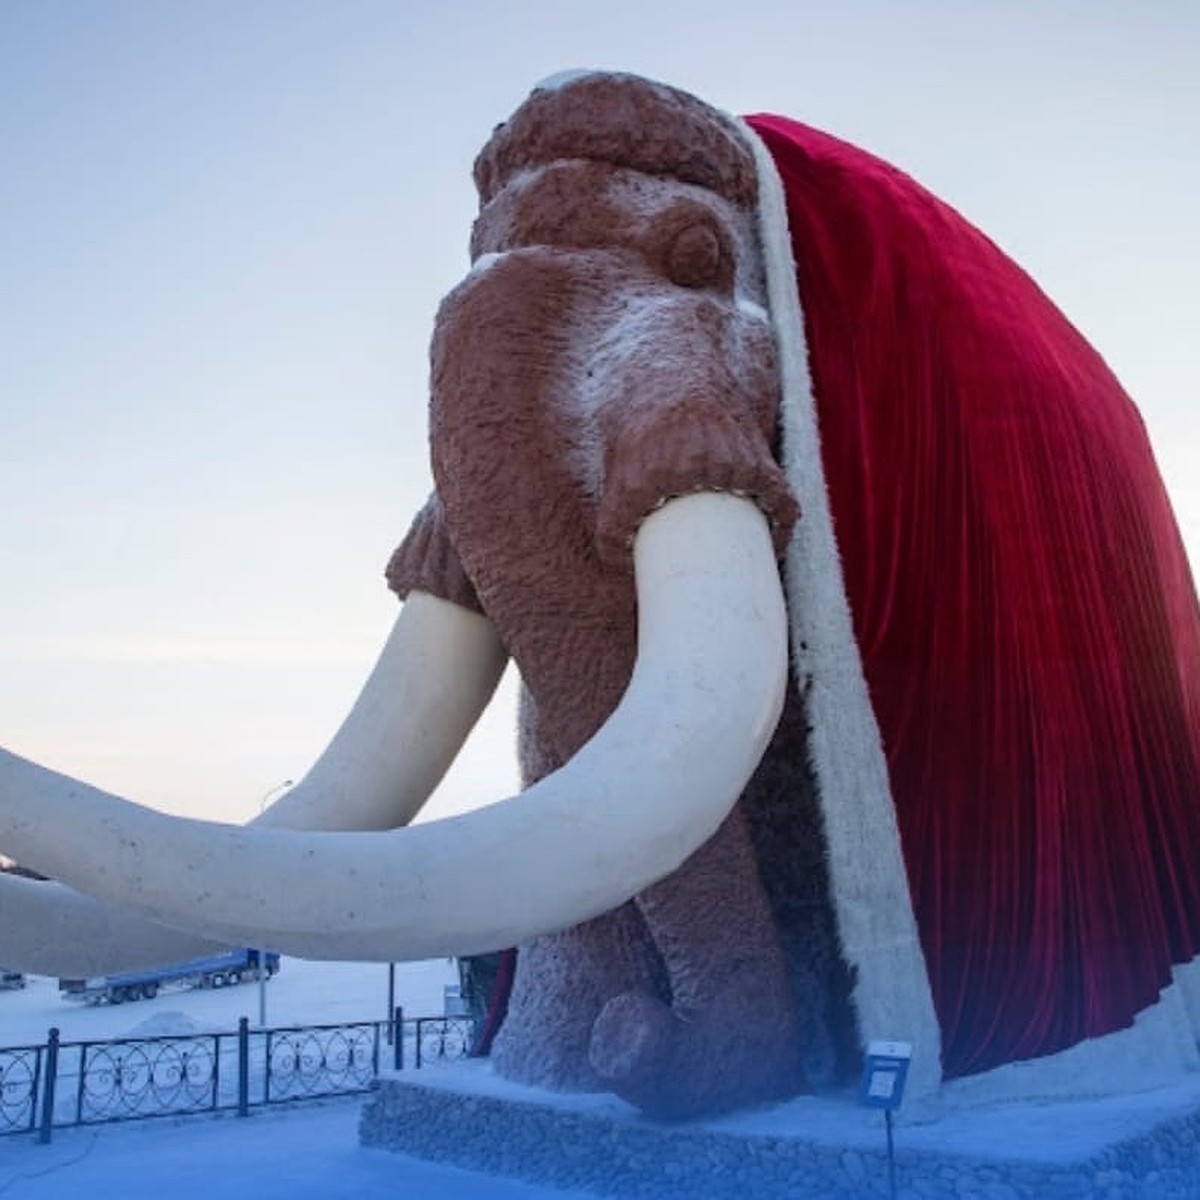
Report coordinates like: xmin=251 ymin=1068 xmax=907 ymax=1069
xmin=237 ymin=1017 xmax=250 ymax=1117
xmin=386 ymin=964 xmax=396 ymax=1044
xmin=74 ymin=1043 xmax=88 ymax=1126
xmin=37 ymin=1028 xmax=59 ymax=1145
xmin=393 ymin=1007 xmax=404 ymax=1071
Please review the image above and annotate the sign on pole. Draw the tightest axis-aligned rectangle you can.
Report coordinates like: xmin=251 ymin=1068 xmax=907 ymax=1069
xmin=858 ymin=1039 xmax=912 ymax=1110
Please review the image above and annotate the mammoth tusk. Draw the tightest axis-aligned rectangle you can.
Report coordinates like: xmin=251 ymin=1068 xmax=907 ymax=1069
xmin=0 ymin=492 xmax=788 ymax=961
xmin=255 ymin=591 xmax=509 ymax=833
xmin=0 ymin=872 xmax=226 ymax=977
xmin=0 ymin=593 xmax=506 ymax=975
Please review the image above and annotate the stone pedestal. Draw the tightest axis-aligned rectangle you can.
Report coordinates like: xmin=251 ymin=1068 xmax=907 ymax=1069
xmin=360 ymin=1060 xmax=1200 ymax=1198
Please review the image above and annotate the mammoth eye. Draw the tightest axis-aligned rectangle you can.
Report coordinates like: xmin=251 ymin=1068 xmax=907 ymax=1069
xmin=664 ymin=222 xmax=725 ymax=289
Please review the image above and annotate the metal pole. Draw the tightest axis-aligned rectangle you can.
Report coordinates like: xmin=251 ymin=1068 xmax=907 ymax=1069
xmin=237 ymin=1018 xmax=250 ymax=1117
xmin=386 ymin=963 xmax=396 ymax=1044
xmin=885 ymin=1108 xmax=897 ymax=1200
xmin=258 ymin=954 xmax=268 ymax=1028
xmin=37 ymin=1028 xmax=59 ymax=1144
xmin=254 ymin=781 xmax=292 ymax=1031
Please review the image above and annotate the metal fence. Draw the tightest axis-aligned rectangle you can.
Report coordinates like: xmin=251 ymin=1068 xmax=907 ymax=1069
xmin=0 ymin=1010 xmax=475 ymax=1144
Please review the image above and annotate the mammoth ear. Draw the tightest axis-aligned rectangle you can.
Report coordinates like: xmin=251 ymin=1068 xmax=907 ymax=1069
xmin=0 ymin=493 xmax=787 ymax=962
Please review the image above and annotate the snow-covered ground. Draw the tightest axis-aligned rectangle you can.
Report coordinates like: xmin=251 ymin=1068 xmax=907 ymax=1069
xmin=4 ymin=962 xmax=1200 ymax=1197
xmin=0 ymin=957 xmax=456 ymax=1048
xmin=0 ymin=959 xmax=593 ymax=1198
xmin=0 ymin=1098 xmax=595 ymax=1199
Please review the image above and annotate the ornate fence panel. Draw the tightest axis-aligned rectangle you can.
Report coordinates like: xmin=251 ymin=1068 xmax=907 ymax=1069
xmin=70 ymin=1033 xmax=229 ymax=1125
xmin=0 ymin=1045 xmax=42 ymax=1135
xmin=262 ymin=1022 xmax=381 ymax=1104
xmin=413 ymin=1017 xmax=474 ymax=1069
xmin=1 ymin=1009 xmax=475 ymax=1143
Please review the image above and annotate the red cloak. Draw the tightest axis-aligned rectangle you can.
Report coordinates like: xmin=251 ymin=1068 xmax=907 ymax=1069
xmin=748 ymin=114 xmax=1200 ymax=1078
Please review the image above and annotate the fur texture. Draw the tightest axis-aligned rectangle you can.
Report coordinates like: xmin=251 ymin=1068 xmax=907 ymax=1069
xmin=390 ymin=70 xmax=1200 ymax=1116
xmin=389 ymin=74 xmax=855 ymax=1118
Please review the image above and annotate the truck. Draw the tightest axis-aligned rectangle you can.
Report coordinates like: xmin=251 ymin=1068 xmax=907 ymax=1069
xmin=0 ymin=969 xmax=26 ymax=991
xmin=59 ymin=949 xmax=281 ymax=1005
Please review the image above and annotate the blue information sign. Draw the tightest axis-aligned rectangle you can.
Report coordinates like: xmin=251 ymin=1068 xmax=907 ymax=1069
xmin=858 ymin=1040 xmax=912 ymax=1111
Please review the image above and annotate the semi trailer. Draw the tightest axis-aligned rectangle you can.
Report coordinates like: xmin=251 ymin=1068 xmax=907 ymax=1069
xmin=59 ymin=949 xmax=280 ymax=1004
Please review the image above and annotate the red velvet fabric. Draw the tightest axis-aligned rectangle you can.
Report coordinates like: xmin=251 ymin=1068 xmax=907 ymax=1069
xmin=471 ymin=948 xmax=517 ymax=1057
xmin=747 ymin=114 xmax=1200 ymax=1078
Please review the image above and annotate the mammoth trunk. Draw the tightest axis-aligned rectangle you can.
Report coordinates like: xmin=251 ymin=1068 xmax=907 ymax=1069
xmin=488 ymin=680 xmax=862 ymax=1119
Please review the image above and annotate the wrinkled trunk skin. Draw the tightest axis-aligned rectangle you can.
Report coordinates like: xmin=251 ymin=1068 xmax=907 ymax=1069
xmin=413 ymin=75 xmax=859 ymax=1119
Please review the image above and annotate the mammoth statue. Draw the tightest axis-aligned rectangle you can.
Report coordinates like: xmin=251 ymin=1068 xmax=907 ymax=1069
xmin=2 ymin=72 xmax=1199 ymax=1121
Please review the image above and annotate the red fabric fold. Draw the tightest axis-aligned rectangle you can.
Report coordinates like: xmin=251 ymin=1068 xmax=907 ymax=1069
xmin=748 ymin=114 xmax=1200 ymax=1077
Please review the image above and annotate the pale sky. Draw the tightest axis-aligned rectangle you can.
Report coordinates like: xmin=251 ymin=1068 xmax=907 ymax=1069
xmin=1 ymin=1 xmax=1196 ymax=825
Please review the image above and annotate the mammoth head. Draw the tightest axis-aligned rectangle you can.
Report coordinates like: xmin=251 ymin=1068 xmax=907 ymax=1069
xmin=0 ymin=72 xmax=803 ymax=972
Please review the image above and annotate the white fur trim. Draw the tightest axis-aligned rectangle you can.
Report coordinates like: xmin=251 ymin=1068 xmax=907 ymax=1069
xmin=739 ymin=122 xmax=943 ymax=1103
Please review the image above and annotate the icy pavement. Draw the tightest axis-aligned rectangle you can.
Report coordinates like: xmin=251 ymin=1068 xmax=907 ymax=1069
xmin=0 ymin=1096 xmax=596 ymax=1199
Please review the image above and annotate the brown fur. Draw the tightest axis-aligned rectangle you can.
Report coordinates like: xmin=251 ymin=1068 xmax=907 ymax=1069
xmin=474 ymin=73 xmax=759 ymax=209
xmin=388 ymin=73 xmax=854 ymax=1119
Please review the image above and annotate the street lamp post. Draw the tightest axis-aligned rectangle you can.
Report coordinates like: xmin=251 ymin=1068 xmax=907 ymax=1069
xmin=256 ymin=779 xmax=294 ymax=1027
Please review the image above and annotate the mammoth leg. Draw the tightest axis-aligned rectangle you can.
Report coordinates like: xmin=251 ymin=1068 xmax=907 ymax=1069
xmin=490 ymin=903 xmax=668 ymax=1093
xmin=588 ymin=808 xmax=804 ymax=1119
